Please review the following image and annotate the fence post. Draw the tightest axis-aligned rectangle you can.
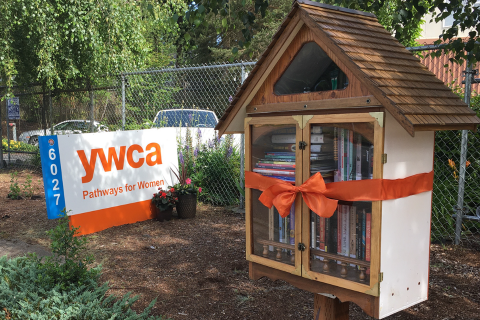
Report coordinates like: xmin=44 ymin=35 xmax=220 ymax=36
xmin=122 ymin=74 xmax=126 ymax=131
xmin=49 ymin=90 xmax=53 ymax=135
xmin=5 ymin=96 xmax=11 ymax=165
xmin=239 ymin=63 xmax=246 ymax=209
xmin=0 ymin=89 xmax=4 ymax=168
xmin=89 ymin=84 xmax=95 ymax=132
xmin=455 ymin=62 xmax=473 ymax=245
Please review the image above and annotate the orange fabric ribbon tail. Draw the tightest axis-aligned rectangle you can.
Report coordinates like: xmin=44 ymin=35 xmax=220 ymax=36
xmin=245 ymin=171 xmax=434 ymax=218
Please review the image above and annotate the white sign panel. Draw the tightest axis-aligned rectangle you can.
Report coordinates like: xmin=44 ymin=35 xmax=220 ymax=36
xmin=39 ymin=129 xmax=179 ymax=223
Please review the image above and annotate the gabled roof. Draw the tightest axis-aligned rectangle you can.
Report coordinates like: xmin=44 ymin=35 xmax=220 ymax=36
xmin=216 ymin=0 xmax=480 ymax=136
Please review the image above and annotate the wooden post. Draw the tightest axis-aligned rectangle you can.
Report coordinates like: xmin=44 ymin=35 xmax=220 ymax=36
xmin=314 ymin=294 xmax=349 ymax=320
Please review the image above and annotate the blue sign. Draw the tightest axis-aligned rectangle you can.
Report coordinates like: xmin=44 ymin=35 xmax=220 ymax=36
xmin=39 ymin=136 xmax=66 ymax=219
xmin=7 ymin=98 xmax=20 ymax=120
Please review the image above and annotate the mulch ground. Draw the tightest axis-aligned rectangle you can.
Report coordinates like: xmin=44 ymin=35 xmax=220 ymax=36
xmin=0 ymin=170 xmax=479 ymax=319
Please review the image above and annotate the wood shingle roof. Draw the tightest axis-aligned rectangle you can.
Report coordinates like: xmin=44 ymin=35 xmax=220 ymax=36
xmin=216 ymin=0 xmax=479 ymax=136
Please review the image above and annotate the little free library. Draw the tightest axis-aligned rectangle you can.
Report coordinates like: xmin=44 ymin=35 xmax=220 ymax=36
xmin=215 ymin=1 xmax=480 ymax=319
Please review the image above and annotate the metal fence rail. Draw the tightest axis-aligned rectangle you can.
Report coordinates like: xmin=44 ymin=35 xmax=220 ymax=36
xmin=1 ymin=53 xmax=479 ymax=245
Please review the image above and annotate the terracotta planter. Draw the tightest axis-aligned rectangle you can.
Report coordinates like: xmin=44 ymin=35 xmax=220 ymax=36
xmin=155 ymin=206 xmax=173 ymax=222
xmin=176 ymin=193 xmax=197 ymax=219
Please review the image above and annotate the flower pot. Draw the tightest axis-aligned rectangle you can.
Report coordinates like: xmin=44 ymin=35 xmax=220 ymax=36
xmin=176 ymin=193 xmax=197 ymax=219
xmin=155 ymin=206 xmax=173 ymax=222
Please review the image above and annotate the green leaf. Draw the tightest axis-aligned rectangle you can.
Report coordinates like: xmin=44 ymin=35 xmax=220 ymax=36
xmin=222 ymin=18 xmax=227 ymax=28
xmin=184 ymin=33 xmax=191 ymax=41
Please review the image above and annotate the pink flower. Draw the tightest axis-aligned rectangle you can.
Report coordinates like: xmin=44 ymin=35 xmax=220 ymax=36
xmin=186 ymin=178 xmax=192 ymax=185
xmin=198 ymin=187 xmax=202 ymax=193
xmin=170 ymin=188 xmax=175 ymax=192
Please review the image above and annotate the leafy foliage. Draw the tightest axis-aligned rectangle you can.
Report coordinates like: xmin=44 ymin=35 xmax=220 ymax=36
xmin=0 ymin=0 xmax=149 ymax=92
xmin=0 ymin=208 xmax=167 ymax=319
xmin=152 ymin=187 xmax=178 ymax=211
xmin=178 ymin=131 xmax=240 ymax=205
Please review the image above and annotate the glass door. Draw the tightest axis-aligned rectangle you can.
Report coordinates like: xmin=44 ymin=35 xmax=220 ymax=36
xmin=245 ymin=116 xmax=303 ymax=275
xmin=301 ymin=113 xmax=383 ymax=295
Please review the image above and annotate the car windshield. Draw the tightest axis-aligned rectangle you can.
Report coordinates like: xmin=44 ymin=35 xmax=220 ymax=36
xmin=154 ymin=110 xmax=217 ymax=128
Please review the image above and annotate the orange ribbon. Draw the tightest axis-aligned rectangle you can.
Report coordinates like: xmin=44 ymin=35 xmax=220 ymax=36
xmin=245 ymin=170 xmax=434 ymax=218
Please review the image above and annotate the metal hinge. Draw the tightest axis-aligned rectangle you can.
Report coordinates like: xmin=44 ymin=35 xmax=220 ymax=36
xmin=381 ymin=154 xmax=387 ymax=164
xmin=297 ymin=243 xmax=306 ymax=251
xmin=379 ymin=272 xmax=384 ymax=282
xmin=299 ymin=141 xmax=307 ymax=150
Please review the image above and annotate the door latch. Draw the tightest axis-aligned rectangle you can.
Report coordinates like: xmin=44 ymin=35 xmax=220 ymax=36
xmin=299 ymin=141 xmax=307 ymax=150
xmin=297 ymin=243 xmax=306 ymax=251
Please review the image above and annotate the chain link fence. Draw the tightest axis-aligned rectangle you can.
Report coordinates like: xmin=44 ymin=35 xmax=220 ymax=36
xmin=408 ymin=45 xmax=480 ymax=246
xmin=1 ymin=53 xmax=479 ymax=245
xmin=0 ymin=62 xmax=256 ymax=207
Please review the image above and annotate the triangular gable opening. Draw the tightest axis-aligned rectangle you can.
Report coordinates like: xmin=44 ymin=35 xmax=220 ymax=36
xmin=274 ymin=42 xmax=349 ymax=95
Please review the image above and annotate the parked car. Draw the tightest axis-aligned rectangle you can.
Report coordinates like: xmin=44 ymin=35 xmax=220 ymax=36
xmin=19 ymin=120 xmax=109 ymax=146
xmin=152 ymin=109 xmax=241 ymax=148
xmin=152 ymin=109 xmax=219 ymax=128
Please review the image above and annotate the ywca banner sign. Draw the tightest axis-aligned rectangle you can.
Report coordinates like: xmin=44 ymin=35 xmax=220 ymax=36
xmin=39 ymin=129 xmax=179 ymax=235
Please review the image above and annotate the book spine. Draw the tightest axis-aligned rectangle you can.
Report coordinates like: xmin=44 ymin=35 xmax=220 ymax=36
xmin=368 ymin=145 xmax=374 ymax=179
xmin=259 ymin=159 xmax=296 ymax=163
xmin=269 ymin=207 xmax=274 ymax=252
xmin=332 ymin=210 xmax=338 ymax=255
xmin=356 ymin=134 xmax=362 ymax=180
xmin=343 ymin=129 xmax=348 ymax=181
xmin=270 ymin=143 xmax=297 ymax=152
xmin=340 ymin=129 xmax=345 ymax=182
xmin=265 ymin=155 xmax=296 ymax=159
xmin=253 ymin=168 xmax=295 ymax=176
xmin=342 ymin=206 xmax=349 ymax=258
xmin=256 ymin=165 xmax=296 ymax=170
xmin=316 ymin=213 xmax=320 ymax=250
xmin=319 ymin=216 xmax=325 ymax=251
xmin=356 ymin=210 xmax=361 ymax=261
xmin=311 ymin=125 xmax=323 ymax=134
xmin=349 ymin=206 xmax=357 ymax=266
xmin=265 ymin=152 xmax=296 ymax=156
xmin=289 ymin=205 xmax=295 ymax=246
xmin=272 ymin=134 xmax=296 ymax=144
xmin=366 ymin=212 xmax=371 ymax=262
xmin=311 ymin=212 xmax=316 ymax=250
xmin=279 ymin=212 xmax=284 ymax=245
xmin=325 ymin=215 xmax=331 ymax=253
xmin=349 ymin=130 xmax=354 ymax=181
xmin=337 ymin=205 xmax=343 ymax=260
xmin=310 ymin=134 xmax=324 ymax=144
xmin=362 ymin=209 xmax=366 ymax=261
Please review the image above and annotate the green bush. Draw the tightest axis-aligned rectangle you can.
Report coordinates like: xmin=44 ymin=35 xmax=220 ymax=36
xmin=1 ymin=138 xmax=38 ymax=153
xmin=177 ymin=130 xmax=241 ymax=206
xmin=0 ymin=209 xmax=167 ymax=319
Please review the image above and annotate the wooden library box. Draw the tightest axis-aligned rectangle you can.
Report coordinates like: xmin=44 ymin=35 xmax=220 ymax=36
xmin=216 ymin=1 xmax=479 ymax=318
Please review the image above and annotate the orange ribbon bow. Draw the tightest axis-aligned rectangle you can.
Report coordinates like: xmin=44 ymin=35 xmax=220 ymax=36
xmin=245 ymin=170 xmax=434 ymax=218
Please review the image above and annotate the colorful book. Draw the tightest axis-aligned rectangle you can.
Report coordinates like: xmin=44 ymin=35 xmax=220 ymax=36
xmin=289 ymin=204 xmax=295 ymax=246
xmin=366 ymin=212 xmax=371 ymax=262
xmin=311 ymin=126 xmax=323 ymax=134
xmin=337 ymin=205 xmax=343 ymax=260
xmin=341 ymin=205 xmax=349 ymax=258
xmin=349 ymin=130 xmax=354 ymax=181
xmin=279 ymin=211 xmax=284 ymax=245
xmin=340 ymin=129 xmax=345 ymax=181
xmin=265 ymin=154 xmax=296 ymax=159
xmin=272 ymin=134 xmax=296 ymax=144
xmin=253 ymin=168 xmax=295 ymax=176
xmin=355 ymin=134 xmax=362 ymax=180
xmin=265 ymin=152 xmax=296 ymax=156
xmin=349 ymin=206 xmax=357 ymax=265
xmin=362 ymin=209 xmax=366 ymax=261
xmin=256 ymin=164 xmax=295 ymax=170
xmin=319 ymin=216 xmax=325 ymax=251
xmin=356 ymin=209 xmax=362 ymax=261
xmin=269 ymin=207 xmax=274 ymax=252
xmin=259 ymin=159 xmax=296 ymax=163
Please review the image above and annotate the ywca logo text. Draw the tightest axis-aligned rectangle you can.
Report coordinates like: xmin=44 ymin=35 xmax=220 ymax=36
xmin=77 ymin=143 xmax=162 ymax=183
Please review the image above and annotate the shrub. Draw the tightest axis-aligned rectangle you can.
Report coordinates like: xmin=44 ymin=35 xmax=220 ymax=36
xmin=0 ymin=208 xmax=167 ymax=319
xmin=177 ymin=132 xmax=240 ymax=206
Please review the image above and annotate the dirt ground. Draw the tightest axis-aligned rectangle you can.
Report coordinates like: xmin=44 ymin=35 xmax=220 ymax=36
xmin=0 ymin=170 xmax=479 ymax=320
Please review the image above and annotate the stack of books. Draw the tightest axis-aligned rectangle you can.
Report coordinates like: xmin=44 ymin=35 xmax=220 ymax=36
xmin=253 ymin=151 xmax=296 ymax=182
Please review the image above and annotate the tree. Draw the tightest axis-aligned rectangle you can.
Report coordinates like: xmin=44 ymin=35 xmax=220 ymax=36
xmin=0 ymin=0 xmax=149 ymax=92
xmin=183 ymin=0 xmax=480 ymax=64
